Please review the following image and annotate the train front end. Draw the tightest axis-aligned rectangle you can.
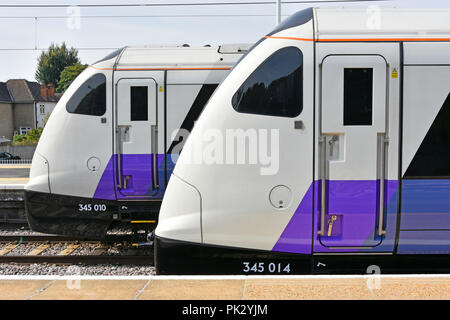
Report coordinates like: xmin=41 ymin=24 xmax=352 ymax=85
xmin=155 ymin=9 xmax=315 ymax=274
xmin=25 ymin=53 xmax=118 ymax=239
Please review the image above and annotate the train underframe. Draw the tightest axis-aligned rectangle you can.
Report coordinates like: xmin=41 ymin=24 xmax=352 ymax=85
xmin=155 ymin=236 xmax=450 ymax=275
xmin=25 ymin=190 xmax=160 ymax=242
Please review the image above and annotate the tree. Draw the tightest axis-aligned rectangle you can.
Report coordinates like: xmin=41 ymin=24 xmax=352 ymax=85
xmin=56 ymin=63 xmax=88 ymax=93
xmin=35 ymin=42 xmax=80 ymax=91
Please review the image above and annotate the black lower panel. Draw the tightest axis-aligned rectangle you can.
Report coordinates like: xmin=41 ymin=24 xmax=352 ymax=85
xmin=155 ymin=236 xmax=311 ymax=275
xmin=155 ymin=236 xmax=450 ymax=275
xmin=25 ymin=191 xmax=160 ymax=239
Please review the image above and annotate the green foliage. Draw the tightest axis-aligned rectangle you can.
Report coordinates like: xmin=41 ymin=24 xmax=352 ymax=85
xmin=12 ymin=113 xmax=51 ymax=146
xmin=35 ymin=42 xmax=80 ymax=91
xmin=42 ymin=113 xmax=51 ymax=127
xmin=12 ymin=128 xmax=43 ymax=146
xmin=56 ymin=63 xmax=88 ymax=93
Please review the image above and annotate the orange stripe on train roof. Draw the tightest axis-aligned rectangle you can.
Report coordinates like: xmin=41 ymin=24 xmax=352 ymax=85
xmin=90 ymin=65 xmax=231 ymax=71
xmin=265 ymin=35 xmax=450 ymax=42
xmin=318 ymin=37 xmax=450 ymax=42
xmin=264 ymin=35 xmax=314 ymax=41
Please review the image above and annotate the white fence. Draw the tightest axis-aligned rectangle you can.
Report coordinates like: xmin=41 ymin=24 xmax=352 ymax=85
xmin=0 ymin=159 xmax=32 ymax=165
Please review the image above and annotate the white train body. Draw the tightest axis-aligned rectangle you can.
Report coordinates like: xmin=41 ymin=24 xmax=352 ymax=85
xmin=25 ymin=44 xmax=249 ymax=238
xmin=155 ymin=8 xmax=450 ymax=274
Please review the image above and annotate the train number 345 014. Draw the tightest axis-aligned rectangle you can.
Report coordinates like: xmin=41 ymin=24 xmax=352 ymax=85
xmin=242 ymin=262 xmax=291 ymax=274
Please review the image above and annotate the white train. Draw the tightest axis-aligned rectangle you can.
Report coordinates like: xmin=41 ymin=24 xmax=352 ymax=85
xmin=155 ymin=8 xmax=450 ymax=274
xmin=25 ymin=44 xmax=250 ymax=239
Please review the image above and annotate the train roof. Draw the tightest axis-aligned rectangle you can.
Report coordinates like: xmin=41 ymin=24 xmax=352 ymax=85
xmin=92 ymin=44 xmax=251 ymax=70
xmin=266 ymin=7 xmax=450 ymax=41
xmin=313 ymin=8 xmax=450 ymax=41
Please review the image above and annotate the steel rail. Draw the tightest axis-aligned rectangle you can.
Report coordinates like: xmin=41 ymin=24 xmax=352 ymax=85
xmin=0 ymin=234 xmax=137 ymax=243
xmin=0 ymin=254 xmax=154 ymax=265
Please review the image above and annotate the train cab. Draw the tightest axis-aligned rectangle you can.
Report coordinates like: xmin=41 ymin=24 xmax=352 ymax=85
xmin=25 ymin=44 xmax=250 ymax=239
xmin=155 ymin=8 xmax=450 ymax=275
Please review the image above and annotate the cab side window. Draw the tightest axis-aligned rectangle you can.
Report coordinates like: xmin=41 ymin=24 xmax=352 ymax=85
xmin=66 ymin=73 xmax=106 ymax=116
xmin=232 ymin=46 xmax=303 ymax=118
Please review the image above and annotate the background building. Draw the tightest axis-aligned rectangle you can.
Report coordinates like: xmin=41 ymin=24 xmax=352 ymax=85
xmin=0 ymin=80 xmax=61 ymax=140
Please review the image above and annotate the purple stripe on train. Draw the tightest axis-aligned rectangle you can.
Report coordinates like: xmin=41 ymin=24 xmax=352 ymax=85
xmin=272 ymin=183 xmax=314 ymax=254
xmin=93 ymin=154 xmax=167 ymax=200
xmin=272 ymin=180 xmax=398 ymax=254
xmin=397 ymin=179 xmax=450 ymax=254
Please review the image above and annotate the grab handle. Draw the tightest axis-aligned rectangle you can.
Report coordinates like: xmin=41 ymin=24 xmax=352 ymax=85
xmin=116 ymin=125 xmax=131 ymax=189
xmin=151 ymin=125 xmax=159 ymax=189
xmin=318 ymin=135 xmax=327 ymax=236
xmin=377 ymin=135 xmax=388 ymax=236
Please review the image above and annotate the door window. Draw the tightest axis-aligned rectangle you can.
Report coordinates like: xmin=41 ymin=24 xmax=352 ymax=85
xmin=343 ymin=68 xmax=373 ymax=126
xmin=130 ymin=86 xmax=148 ymax=121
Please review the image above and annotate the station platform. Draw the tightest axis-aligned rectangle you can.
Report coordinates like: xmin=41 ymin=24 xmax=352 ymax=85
xmin=0 ymin=181 xmax=26 ymax=189
xmin=0 ymin=164 xmax=31 ymax=169
xmin=1 ymin=275 xmax=450 ymax=300
xmin=0 ymin=163 xmax=30 ymax=187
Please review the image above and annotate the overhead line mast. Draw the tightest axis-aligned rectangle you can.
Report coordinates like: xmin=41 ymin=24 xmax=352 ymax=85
xmin=276 ymin=0 xmax=282 ymax=25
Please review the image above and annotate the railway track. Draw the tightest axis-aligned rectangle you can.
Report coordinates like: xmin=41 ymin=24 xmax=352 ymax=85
xmin=0 ymin=234 xmax=138 ymax=243
xmin=0 ymin=233 xmax=154 ymax=265
xmin=0 ymin=254 xmax=154 ymax=265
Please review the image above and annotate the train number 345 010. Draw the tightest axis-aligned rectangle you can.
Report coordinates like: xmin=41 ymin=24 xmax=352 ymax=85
xmin=243 ymin=262 xmax=291 ymax=274
xmin=78 ymin=204 xmax=107 ymax=212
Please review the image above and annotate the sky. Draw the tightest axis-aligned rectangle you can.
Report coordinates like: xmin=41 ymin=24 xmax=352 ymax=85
xmin=0 ymin=0 xmax=448 ymax=82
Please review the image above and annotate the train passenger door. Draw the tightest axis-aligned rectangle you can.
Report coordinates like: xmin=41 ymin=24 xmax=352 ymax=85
xmin=115 ymin=78 xmax=160 ymax=199
xmin=317 ymin=54 xmax=389 ymax=248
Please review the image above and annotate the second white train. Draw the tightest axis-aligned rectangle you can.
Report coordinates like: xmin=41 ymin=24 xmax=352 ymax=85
xmin=25 ymin=44 xmax=249 ymax=239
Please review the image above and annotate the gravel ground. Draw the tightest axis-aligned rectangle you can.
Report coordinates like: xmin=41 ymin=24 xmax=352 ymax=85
xmin=5 ymin=243 xmax=42 ymax=256
xmin=106 ymin=225 xmax=133 ymax=235
xmin=72 ymin=243 xmax=104 ymax=255
xmin=0 ymin=224 xmax=47 ymax=236
xmin=37 ymin=242 xmax=114 ymax=256
xmin=0 ymin=263 xmax=155 ymax=276
xmin=0 ymin=225 xmax=156 ymax=276
xmin=39 ymin=243 xmax=74 ymax=255
xmin=0 ymin=242 xmax=154 ymax=256
xmin=103 ymin=244 xmax=153 ymax=256
xmin=0 ymin=223 xmax=135 ymax=237
xmin=104 ymin=245 xmax=125 ymax=256
xmin=0 ymin=241 xmax=154 ymax=255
